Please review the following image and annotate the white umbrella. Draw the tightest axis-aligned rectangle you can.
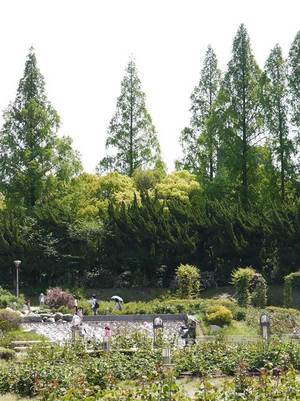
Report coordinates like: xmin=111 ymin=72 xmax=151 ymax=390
xmin=111 ymin=296 xmax=124 ymax=302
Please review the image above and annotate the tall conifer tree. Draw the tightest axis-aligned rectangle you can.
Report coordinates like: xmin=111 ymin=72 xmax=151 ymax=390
xmin=263 ymin=44 xmax=294 ymax=201
xmin=216 ymin=24 xmax=263 ymax=205
xmin=1 ymin=48 xmax=59 ymax=208
xmin=99 ymin=59 xmax=161 ymax=176
xmin=288 ymin=31 xmax=300 ymax=132
xmin=0 ymin=48 xmax=81 ymax=209
xmin=179 ymin=46 xmax=221 ymax=178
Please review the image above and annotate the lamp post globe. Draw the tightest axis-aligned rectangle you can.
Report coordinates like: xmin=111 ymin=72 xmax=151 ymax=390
xmin=13 ymin=260 xmax=21 ymax=298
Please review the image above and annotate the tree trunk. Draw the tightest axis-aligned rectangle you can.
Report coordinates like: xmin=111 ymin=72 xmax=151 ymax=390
xmin=278 ymin=101 xmax=285 ymax=201
xmin=241 ymin=59 xmax=248 ymax=206
xmin=129 ymin=63 xmax=134 ymax=176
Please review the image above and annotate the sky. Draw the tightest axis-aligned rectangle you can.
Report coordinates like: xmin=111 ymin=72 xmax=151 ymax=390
xmin=0 ymin=0 xmax=299 ymax=172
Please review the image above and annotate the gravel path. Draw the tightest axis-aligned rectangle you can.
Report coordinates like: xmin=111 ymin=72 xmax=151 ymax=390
xmin=22 ymin=319 xmax=185 ymax=344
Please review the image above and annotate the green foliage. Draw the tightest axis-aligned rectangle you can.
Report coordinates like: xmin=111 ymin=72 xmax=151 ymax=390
xmin=133 ymin=168 xmax=165 ymax=192
xmin=214 ymin=24 xmax=264 ymax=205
xmin=0 ymin=310 xmax=21 ymax=332
xmin=251 ymin=273 xmax=268 ymax=308
xmin=1 ymin=338 xmax=300 ymax=399
xmin=0 ymin=347 xmax=15 ymax=360
xmin=263 ymin=44 xmax=294 ymax=202
xmin=0 ymin=329 xmax=45 ymax=349
xmin=288 ymin=31 xmax=300 ymax=130
xmin=1 ymin=26 xmax=300 ymax=291
xmin=98 ymin=59 xmax=161 ymax=176
xmin=0 ymin=47 xmax=81 ymax=209
xmin=179 ymin=45 xmax=221 ymax=177
xmin=155 ymin=171 xmax=201 ymax=202
xmin=0 ymin=288 xmax=24 ymax=310
xmin=175 ymin=264 xmax=201 ymax=299
xmin=110 ymin=330 xmax=152 ymax=350
xmin=232 ymin=267 xmax=256 ymax=307
xmin=194 ymin=369 xmax=300 ymax=400
xmin=174 ymin=339 xmax=300 ymax=377
xmin=206 ymin=305 xmax=233 ymax=327
xmin=283 ymin=272 xmax=300 ymax=307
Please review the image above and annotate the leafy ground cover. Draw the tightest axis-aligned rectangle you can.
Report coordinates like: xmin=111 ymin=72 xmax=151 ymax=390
xmin=0 ymin=337 xmax=300 ymax=399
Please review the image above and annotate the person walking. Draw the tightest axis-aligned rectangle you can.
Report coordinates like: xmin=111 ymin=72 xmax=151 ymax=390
xmin=71 ymin=311 xmax=82 ymax=341
xmin=39 ymin=293 xmax=45 ymax=307
xmin=103 ymin=325 xmax=112 ymax=351
xmin=74 ymin=297 xmax=78 ymax=313
xmin=90 ymin=294 xmax=99 ymax=315
xmin=115 ymin=300 xmax=122 ymax=311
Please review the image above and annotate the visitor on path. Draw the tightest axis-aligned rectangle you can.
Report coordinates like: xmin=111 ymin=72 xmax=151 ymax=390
xmin=71 ymin=311 xmax=82 ymax=341
xmin=103 ymin=324 xmax=112 ymax=351
xmin=104 ymin=325 xmax=112 ymax=338
xmin=77 ymin=307 xmax=84 ymax=320
xmin=115 ymin=300 xmax=122 ymax=311
xmin=26 ymin=300 xmax=31 ymax=314
xmin=39 ymin=293 xmax=45 ymax=307
xmin=111 ymin=295 xmax=123 ymax=311
xmin=179 ymin=325 xmax=189 ymax=347
xmin=90 ymin=294 xmax=99 ymax=315
xmin=74 ymin=297 xmax=78 ymax=313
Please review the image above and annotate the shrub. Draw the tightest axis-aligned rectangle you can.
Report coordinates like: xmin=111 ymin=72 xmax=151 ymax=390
xmin=0 ymin=347 xmax=15 ymax=360
xmin=176 ymin=264 xmax=200 ymax=299
xmin=0 ymin=309 xmax=21 ymax=332
xmin=235 ymin=309 xmax=246 ymax=321
xmin=206 ymin=305 xmax=233 ymax=327
xmin=232 ymin=267 xmax=256 ymax=307
xmin=251 ymin=273 xmax=267 ymax=307
xmin=284 ymin=272 xmax=300 ymax=307
xmin=0 ymin=287 xmax=24 ymax=310
xmin=45 ymin=287 xmax=75 ymax=309
xmin=78 ymin=298 xmax=92 ymax=315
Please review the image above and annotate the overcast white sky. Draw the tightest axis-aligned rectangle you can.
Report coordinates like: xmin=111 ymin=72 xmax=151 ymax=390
xmin=0 ymin=0 xmax=299 ymax=172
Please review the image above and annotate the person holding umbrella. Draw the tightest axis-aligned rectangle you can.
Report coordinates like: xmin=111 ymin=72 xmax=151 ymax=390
xmin=111 ymin=295 xmax=123 ymax=311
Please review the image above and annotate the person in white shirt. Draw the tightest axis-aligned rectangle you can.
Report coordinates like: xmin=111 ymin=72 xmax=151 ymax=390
xmin=71 ymin=311 xmax=82 ymax=341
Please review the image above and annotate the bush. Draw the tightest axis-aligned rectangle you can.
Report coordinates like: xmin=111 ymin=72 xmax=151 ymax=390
xmin=0 ymin=309 xmax=21 ymax=332
xmin=78 ymin=298 xmax=92 ymax=315
xmin=251 ymin=273 xmax=267 ymax=307
xmin=176 ymin=264 xmax=200 ymax=299
xmin=45 ymin=287 xmax=75 ymax=309
xmin=0 ymin=347 xmax=15 ymax=360
xmin=232 ymin=267 xmax=256 ymax=307
xmin=235 ymin=309 xmax=246 ymax=321
xmin=0 ymin=287 xmax=24 ymax=310
xmin=284 ymin=272 xmax=300 ymax=307
xmin=206 ymin=305 xmax=233 ymax=327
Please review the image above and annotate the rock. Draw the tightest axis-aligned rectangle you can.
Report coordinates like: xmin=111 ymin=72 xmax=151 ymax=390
xmin=54 ymin=313 xmax=63 ymax=321
xmin=62 ymin=314 xmax=73 ymax=322
xmin=23 ymin=315 xmax=43 ymax=323
xmin=210 ymin=325 xmax=221 ymax=332
xmin=5 ymin=307 xmax=23 ymax=316
xmin=40 ymin=314 xmax=53 ymax=319
xmin=24 ymin=328 xmax=37 ymax=334
xmin=46 ymin=317 xmax=55 ymax=323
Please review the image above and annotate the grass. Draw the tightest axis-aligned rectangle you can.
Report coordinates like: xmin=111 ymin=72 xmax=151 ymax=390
xmin=215 ymin=320 xmax=258 ymax=336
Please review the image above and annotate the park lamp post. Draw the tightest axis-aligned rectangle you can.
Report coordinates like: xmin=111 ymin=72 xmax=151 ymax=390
xmin=153 ymin=316 xmax=163 ymax=347
xmin=13 ymin=260 xmax=21 ymax=298
xmin=260 ymin=313 xmax=270 ymax=340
